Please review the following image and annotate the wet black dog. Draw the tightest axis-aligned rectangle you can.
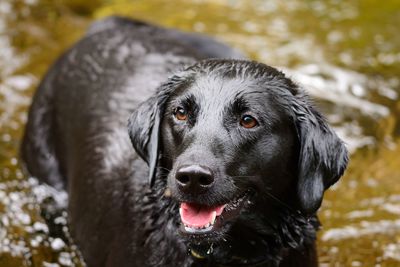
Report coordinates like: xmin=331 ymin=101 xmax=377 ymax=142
xmin=21 ymin=17 xmax=348 ymax=267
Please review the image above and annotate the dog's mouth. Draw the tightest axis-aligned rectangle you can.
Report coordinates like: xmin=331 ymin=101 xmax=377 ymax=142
xmin=179 ymin=192 xmax=250 ymax=235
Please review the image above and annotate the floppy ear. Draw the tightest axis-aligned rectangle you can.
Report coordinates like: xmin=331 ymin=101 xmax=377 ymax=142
xmin=128 ymin=96 xmax=161 ymax=187
xmin=127 ymin=73 xmax=190 ymax=187
xmin=291 ymin=93 xmax=348 ymax=214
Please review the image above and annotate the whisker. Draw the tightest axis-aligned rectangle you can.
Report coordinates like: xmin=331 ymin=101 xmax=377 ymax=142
xmin=263 ymin=188 xmax=305 ymax=217
xmin=264 ymin=189 xmax=290 ymax=209
xmin=157 ymin=166 xmax=171 ymax=172
xmin=160 ymin=153 xmax=175 ymax=161
xmin=231 ymin=175 xmax=257 ymax=179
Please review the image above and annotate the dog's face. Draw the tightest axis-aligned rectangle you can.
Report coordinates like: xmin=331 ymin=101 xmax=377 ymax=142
xmin=128 ymin=60 xmax=348 ymax=243
xmin=161 ymin=73 xmax=299 ymax=239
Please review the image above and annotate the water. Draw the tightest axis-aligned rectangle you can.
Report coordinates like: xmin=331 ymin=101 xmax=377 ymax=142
xmin=0 ymin=0 xmax=399 ymax=266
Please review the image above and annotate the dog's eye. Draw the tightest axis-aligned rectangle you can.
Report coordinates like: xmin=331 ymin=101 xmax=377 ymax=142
xmin=174 ymin=107 xmax=188 ymax=121
xmin=240 ymin=115 xmax=258 ymax=128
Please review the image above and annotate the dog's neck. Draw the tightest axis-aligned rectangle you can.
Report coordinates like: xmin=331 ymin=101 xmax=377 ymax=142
xmin=187 ymin=208 xmax=319 ymax=267
xmin=135 ymin=179 xmax=319 ymax=267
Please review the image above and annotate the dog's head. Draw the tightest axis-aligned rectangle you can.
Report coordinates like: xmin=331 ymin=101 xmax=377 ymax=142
xmin=128 ymin=59 xmax=348 ymax=242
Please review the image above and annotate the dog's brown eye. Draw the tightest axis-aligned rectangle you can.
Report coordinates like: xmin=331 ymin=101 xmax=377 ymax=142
xmin=240 ymin=115 xmax=258 ymax=128
xmin=174 ymin=107 xmax=188 ymax=121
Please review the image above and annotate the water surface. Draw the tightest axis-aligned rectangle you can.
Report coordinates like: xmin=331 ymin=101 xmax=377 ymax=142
xmin=0 ymin=0 xmax=399 ymax=266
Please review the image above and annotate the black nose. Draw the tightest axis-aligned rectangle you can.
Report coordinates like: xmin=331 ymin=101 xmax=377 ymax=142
xmin=175 ymin=165 xmax=214 ymax=193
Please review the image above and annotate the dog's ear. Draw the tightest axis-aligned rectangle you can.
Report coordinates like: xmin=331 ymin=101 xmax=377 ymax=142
xmin=291 ymin=94 xmax=348 ymax=214
xmin=128 ymin=96 xmax=161 ymax=187
xmin=127 ymin=74 xmax=190 ymax=187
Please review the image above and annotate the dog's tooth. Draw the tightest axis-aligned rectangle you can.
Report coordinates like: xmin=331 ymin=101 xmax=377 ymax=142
xmin=185 ymin=226 xmax=195 ymax=233
xmin=164 ymin=188 xmax=172 ymax=197
xmin=211 ymin=211 xmax=217 ymax=225
xmin=179 ymin=207 xmax=183 ymax=218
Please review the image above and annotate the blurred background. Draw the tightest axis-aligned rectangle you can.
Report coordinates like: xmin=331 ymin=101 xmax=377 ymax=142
xmin=0 ymin=0 xmax=399 ymax=266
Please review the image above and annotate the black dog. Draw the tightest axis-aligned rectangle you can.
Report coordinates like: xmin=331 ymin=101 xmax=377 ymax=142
xmin=21 ymin=16 xmax=348 ymax=267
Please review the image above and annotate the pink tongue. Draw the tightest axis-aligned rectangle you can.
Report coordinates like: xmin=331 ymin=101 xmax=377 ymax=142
xmin=180 ymin=202 xmax=225 ymax=227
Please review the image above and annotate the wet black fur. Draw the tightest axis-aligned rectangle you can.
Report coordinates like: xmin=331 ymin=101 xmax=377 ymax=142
xmin=21 ymin=16 xmax=348 ymax=267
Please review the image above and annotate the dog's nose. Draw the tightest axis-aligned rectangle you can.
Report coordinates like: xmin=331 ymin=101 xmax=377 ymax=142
xmin=175 ymin=165 xmax=214 ymax=193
